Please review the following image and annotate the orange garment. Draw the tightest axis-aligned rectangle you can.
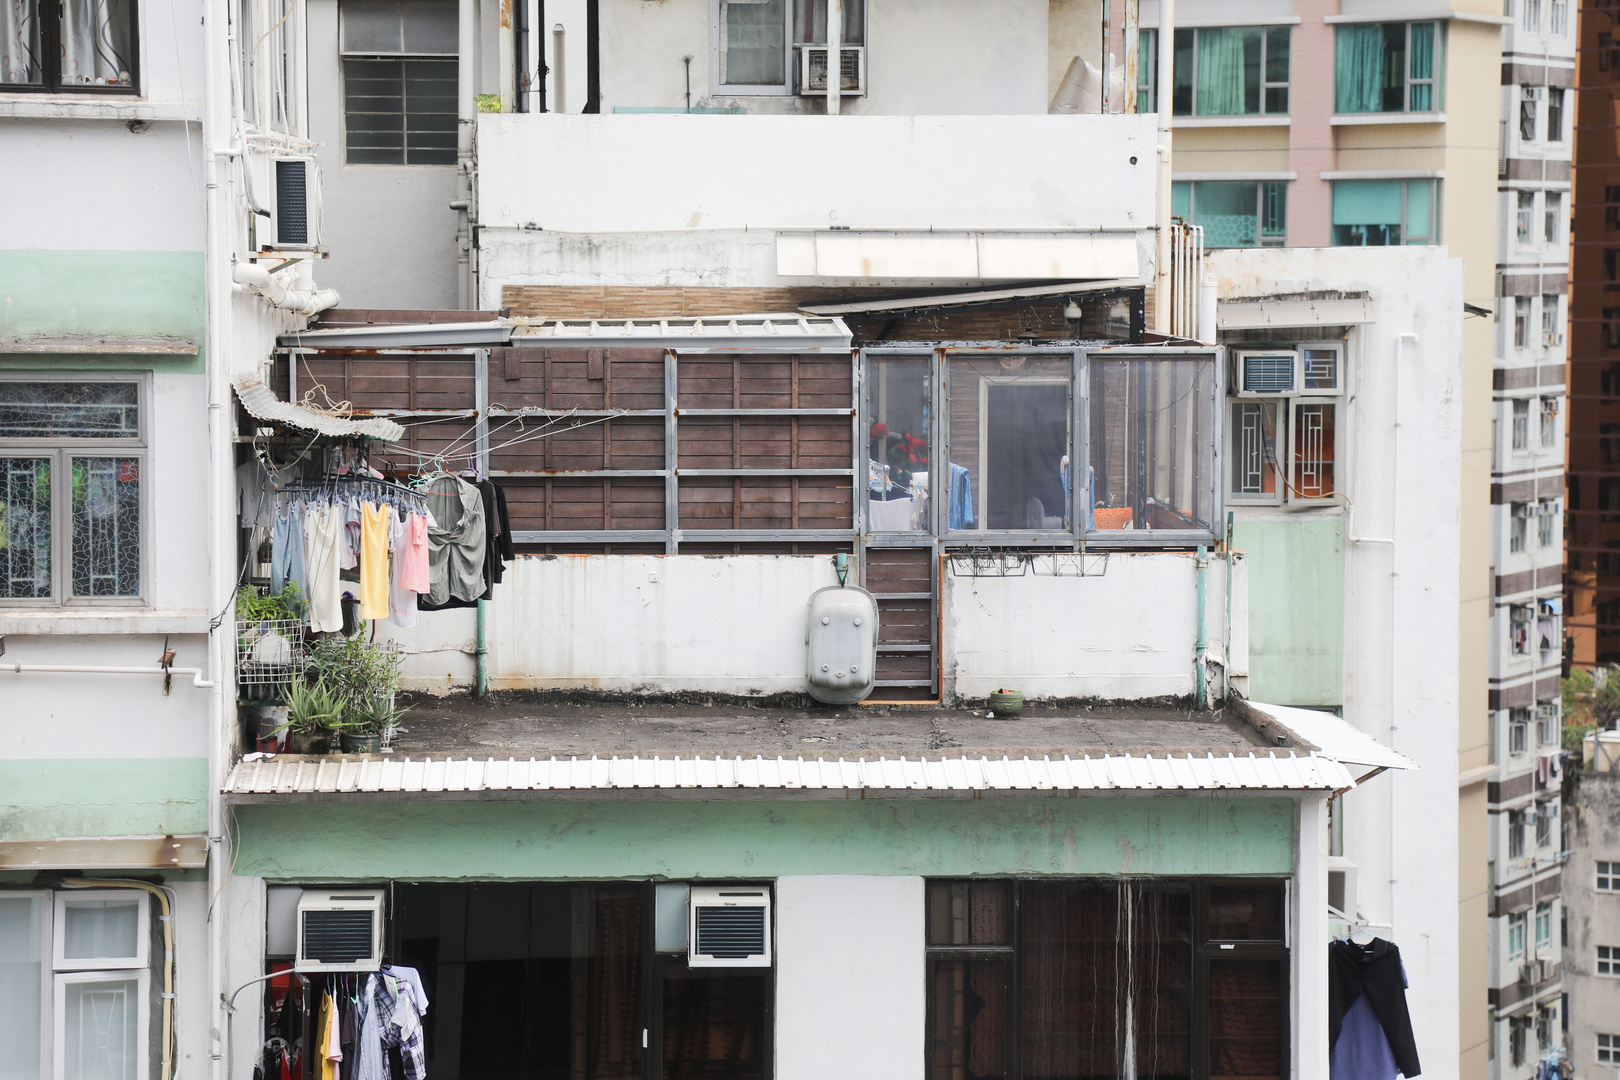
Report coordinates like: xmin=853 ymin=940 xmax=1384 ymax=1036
xmin=360 ymin=502 xmax=390 ymax=620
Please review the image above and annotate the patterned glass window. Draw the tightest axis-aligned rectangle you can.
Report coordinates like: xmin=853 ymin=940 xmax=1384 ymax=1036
xmin=0 ymin=378 xmax=144 ymax=605
xmin=1599 ymin=861 xmax=1620 ymax=891
xmin=1599 ymin=945 xmax=1619 ymax=976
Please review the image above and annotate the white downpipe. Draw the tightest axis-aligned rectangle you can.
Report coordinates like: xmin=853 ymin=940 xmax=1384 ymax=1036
xmin=233 ymin=264 xmax=340 ymax=317
xmin=457 ymin=0 xmax=478 ymax=306
xmin=6 ymin=663 xmax=216 ymax=688
xmin=1123 ymin=0 xmax=1139 ymax=115
xmin=1153 ymin=0 xmax=1173 ymax=334
xmin=499 ymin=0 xmax=515 ymax=111
xmin=1198 ymin=274 xmax=1217 ymax=344
xmin=826 ymin=0 xmax=842 ymax=116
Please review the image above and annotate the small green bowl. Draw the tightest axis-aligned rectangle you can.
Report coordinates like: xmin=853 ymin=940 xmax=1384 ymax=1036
xmin=989 ymin=690 xmax=1024 ymax=718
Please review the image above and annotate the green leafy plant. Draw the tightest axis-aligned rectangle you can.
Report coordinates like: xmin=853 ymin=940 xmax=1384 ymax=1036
xmin=475 ymin=93 xmax=501 ymax=113
xmin=237 ymin=582 xmax=303 ymax=624
xmin=332 ymin=695 xmax=411 ymax=737
xmin=274 ymin=677 xmax=346 ymax=736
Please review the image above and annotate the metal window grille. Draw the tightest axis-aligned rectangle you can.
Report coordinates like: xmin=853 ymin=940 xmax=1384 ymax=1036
xmin=1541 ymin=398 xmax=1558 ymax=447
xmin=343 ymin=58 xmax=458 ymax=165
xmin=236 ymin=619 xmax=307 ymax=699
xmin=1512 ymin=609 xmax=1533 ymax=656
xmin=1513 ymin=398 xmax=1530 ymax=449
xmin=1292 ymin=403 xmax=1335 ymax=499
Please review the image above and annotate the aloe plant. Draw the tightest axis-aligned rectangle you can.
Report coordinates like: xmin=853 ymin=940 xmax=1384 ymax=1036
xmin=274 ymin=677 xmax=346 ymax=736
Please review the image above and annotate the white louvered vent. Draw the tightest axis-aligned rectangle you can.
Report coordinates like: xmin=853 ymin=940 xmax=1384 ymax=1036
xmin=296 ymin=889 xmax=385 ymax=972
xmin=689 ymin=886 xmax=771 ymax=967
xmin=1238 ymin=351 xmax=1297 ymax=395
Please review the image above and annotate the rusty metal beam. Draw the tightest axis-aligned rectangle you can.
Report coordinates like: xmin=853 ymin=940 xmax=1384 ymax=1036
xmin=0 ymin=835 xmax=208 ymax=871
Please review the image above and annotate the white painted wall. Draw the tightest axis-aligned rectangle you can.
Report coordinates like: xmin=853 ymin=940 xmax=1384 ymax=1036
xmin=947 ymin=551 xmax=1244 ymax=701
xmin=1209 ymin=246 xmax=1465 ymax=1080
xmin=304 ymin=0 xmax=461 ymax=309
xmin=597 ymin=0 xmax=1052 ymax=115
xmin=476 ymin=112 xmax=1155 ymax=233
xmin=774 ymin=875 xmax=925 ymax=1080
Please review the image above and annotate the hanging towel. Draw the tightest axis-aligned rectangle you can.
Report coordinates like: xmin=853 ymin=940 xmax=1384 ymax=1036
xmin=949 ymin=463 xmax=975 ymax=530
xmin=270 ymin=505 xmax=308 ymax=607
xmin=399 ymin=512 xmax=430 ymax=594
xmin=421 ymin=476 xmax=487 ymax=607
xmin=304 ymin=504 xmax=344 ymax=633
xmin=359 ymin=502 xmax=390 ymax=621
xmin=388 ymin=510 xmax=417 ymax=629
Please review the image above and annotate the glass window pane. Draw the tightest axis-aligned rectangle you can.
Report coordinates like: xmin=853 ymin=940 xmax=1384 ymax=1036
xmin=1088 ymin=358 xmax=1215 ymax=532
xmin=400 ymin=0 xmax=457 ymax=53
xmin=1331 ymin=180 xmax=1402 ymax=246
xmin=1405 ymin=180 xmax=1433 ymax=242
xmin=0 ymin=383 xmax=138 ymax=440
xmin=61 ymin=977 xmax=140 ymax=1080
xmin=1206 ymin=885 xmax=1285 ymax=941
xmin=1265 ymin=26 xmax=1289 ymax=85
xmin=1409 ymin=22 xmax=1435 ymax=81
xmin=1172 ymin=27 xmax=1193 ymax=115
xmin=792 ymin=0 xmax=863 ymax=45
xmin=661 ymin=966 xmax=769 ymax=1080
xmin=928 ymin=881 xmax=1012 ymax=946
xmin=1207 ymin=960 xmax=1283 ymax=1078
xmin=59 ymin=0 xmax=133 ymax=86
xmin=928 ymin=957 xmax=1010 ymax=1080
xmin=655 ymin=884 xmax=689 ymax=952
xmin=1230 ymin=402 xmax=1279 ymax=499
xmin=587 ymin=887 xmax=642 ymax=1080
xmin=1190 ymin=181 xmax=1258 ymax=248
xmin=946 ymin=356 xmax=1071 ymax=532
xmin=0 ymin=0 xmax=44 ymax=85
xmin=1195 ymin=27 xmax=1261 ymax=116
xmin=867 ymin=358 xmax=930 ymax=532
xmin=1334 ymin=24 xmax=1386 ymax=113
xmin=1261 ymin=182 xmax=1288 ymax=240
xmin=1292 ymin=403 xmax=1338 ymax=499
xmin=1302 ymin=347 xmax=1339 ymax=391
xmin=1 ymin=457 xmax=52 ymax=599
xmin=1020 ymin=883 xmax=1192 ymax=1079
xmin=62 ymin=898 xmax=141 ymax=962
xmin=721 ymin=0 xmax=785 ymax=85
xmin=71 ymin=458 xmax=140 ymax=598
xmin=1171 ymin=181 xmax=1191 ymax=221
xmin=0 ymin=897 xmax=43 ymax=1080
xmin=341 ymin=0 xmax=402 ymax=52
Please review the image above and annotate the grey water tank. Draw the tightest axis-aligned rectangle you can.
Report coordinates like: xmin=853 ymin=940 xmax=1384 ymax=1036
xmin=805 ymin=585 xmax=879 ymax=704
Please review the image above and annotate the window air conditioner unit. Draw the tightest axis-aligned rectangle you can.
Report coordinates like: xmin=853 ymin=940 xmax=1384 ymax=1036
xmin=1235 ymin=350 xmax=1298 ymax=396
xmin=1327 ymin=856 xmax=1359 ymax=919
xmin=296 ymin=889 xmax=384 ymax=972
xmin=1543 ymin=332 xmax=1564 ymax=347
xmin=688 ymin=886 xmax=771 ymax=967
xmin=265 ymin=156 xmax=323 ymax=250
xmin=797 ymin=45 xmax=866 ymax=96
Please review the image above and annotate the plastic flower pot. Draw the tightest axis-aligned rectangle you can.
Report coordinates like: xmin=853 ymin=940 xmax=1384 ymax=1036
xmin=340 ymin=732 xmax=383 ymax=754
xmin=989 ymin=690 xmax=1024 ymax=718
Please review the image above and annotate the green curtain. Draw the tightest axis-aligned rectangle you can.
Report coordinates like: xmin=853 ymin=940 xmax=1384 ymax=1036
xmin=1408 ymin=23 xmax=1435 ymax=110
xmin=1196 ymin=28 xmax=1250 ymax=115
xmin=1331 ymin=180 xmax=1402 ymax=226
xmin=1334 ymin=24 xmax=1384 ymax=113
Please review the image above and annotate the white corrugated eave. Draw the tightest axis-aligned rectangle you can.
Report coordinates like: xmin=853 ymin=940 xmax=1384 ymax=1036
xmin=233 ymin=379 xmax=406 ymax=441
xmin=1247 ymin=701 xmax=1417 ymax=772
xmin=224 ymin=752 xmax=1356 ymax=797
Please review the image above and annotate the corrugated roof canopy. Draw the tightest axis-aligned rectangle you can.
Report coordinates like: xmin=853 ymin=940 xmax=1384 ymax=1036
xmin=1247 ymin=702 xmax=1417 ymax=772
xmin=234 ymin=379 xmax=406 ymax=442
xmin=224 ymin=751 xmax=1357 ymax=802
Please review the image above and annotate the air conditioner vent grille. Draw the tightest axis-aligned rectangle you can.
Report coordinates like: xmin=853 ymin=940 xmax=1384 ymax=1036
xmin=695 ymin=906 xmax=766 ymax=959
xmin=302 ymin=909 xmax=374 ymax=964
xmin=1243 ymin=354 xmax=1295 ymax=394
xmin=276 ymin=159 xmax=310 ymax=246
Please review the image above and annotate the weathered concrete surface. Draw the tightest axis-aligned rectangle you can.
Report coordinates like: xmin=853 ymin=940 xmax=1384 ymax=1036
xmin=389 ymin=695 xmax=1273 ymax=760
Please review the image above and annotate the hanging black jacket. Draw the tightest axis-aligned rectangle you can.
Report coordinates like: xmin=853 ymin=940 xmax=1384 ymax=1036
xmin=1329 ymin=937 xmax=1422 ymax=1078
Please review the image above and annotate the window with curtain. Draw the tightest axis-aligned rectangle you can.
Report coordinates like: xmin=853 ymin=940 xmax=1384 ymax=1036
xmin=1135 ymin=28 xmax=1156 ymax=112
xmin=1172 ymin=180 xmax=1287 ymax=247
xmin=1545 ymin=192 xmax=1562 ymax=243
xmin=791 ymin=0 xmax=864 ymax=45
xmin=1170 ymin=26 xmax=1289 ymax=116
xmin=1330 ymin=179 xmax=1439 ymax=246
xmin=0 ymin=379 xmax=146 ymax=606
xmin=1334 ymin=22 xmax=1441 ymax=113
xmin=1548 ymin=87 xmax=1565 ymax=140
xmin=926 ymin=880 xmax=1288 ymax=1080
xmin=0 ymin=0 xmax=136 ymax=90
xmin=718 ymin=0 xmax=787 ymax=86
xmin=340 ymin=0 xmax=458 ymax=165
xmin=1518 ymin=190 xmax=1535 ymax=244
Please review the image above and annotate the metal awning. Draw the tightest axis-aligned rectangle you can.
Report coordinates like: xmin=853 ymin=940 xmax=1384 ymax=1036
xmin=776 ymin=231 xmax=1142 ymax=280
xmin=224 ymin=751 xmax=1356 ymax=802
xmin=798 ymin=279 xmax=1143 ymax=317
xmin=1247 ymin=701 xmax=1417 ymax=773
xmin=233 ymin=379 xmax=406 ymax=441
xmin=511 ymin=314 xmax=852 ymax=350
xmin=1218 ymin=296 xmax=1374 ymax=329
xmin=278 ymin=321 xmax=515 ymax=349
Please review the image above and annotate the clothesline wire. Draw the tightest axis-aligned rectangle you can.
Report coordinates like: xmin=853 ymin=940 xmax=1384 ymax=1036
xmin=373 ymin=408 xmax=624 ymax=472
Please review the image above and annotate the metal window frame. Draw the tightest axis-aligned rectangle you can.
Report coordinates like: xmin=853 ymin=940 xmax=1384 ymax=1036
xmin=1173 ymin=24 xmax=1291 ymax=118
xmin=0 ymin=374 xmax=150 ymax=609
xmin=1225 ymin=398 xmax=1284 ymax=506
xmin=710 ymin=0 xmax=795 ymax=96
xmin=0 ymin=0 xmax=142 ymax=95
xmin=52 ymin=890 xmax=149 ymax=972
xmin=1181 ymin=180 xmax=1287 ymax=249
xmin=52 ymin=967 xmax=151 ymax=1080
xmin=339 ymin=55 xmax=461 ymax=167
xmin=0 ymin=891 xmax=53 ymax=1080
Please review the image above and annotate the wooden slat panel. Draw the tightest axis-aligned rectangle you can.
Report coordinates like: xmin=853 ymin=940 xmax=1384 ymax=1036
xmin=502 ymin=478 xmax=665 ymax=532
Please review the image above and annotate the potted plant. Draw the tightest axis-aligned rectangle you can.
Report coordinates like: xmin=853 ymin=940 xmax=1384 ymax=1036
xmin=274 ymin=676 xmax=345 ymax=754
xmin=236 ymin=583 xmax=304 ymax=702
xmin=332 ymin=695 xmax=410 ymax=754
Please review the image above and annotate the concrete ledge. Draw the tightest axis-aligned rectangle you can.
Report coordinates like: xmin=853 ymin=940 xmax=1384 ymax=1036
xmin=0 ymin=609 xmax=211 ymax=635
xmin=0 ymin=97 xmax=202 ymax=121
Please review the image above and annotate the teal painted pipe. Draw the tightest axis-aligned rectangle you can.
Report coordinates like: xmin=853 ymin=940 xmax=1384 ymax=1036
xmin=1195 ymin=545 xmax=1208 ymax=711
xmin=475 ymin=598 xmax=488 ymax=698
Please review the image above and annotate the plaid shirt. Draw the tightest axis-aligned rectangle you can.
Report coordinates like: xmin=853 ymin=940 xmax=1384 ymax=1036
xmin=371 ymin=976 xmax=426 ymax=1080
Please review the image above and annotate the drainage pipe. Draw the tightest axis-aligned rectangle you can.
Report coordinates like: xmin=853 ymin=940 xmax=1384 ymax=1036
xmin=5 ymin=663 xmax=216 ymax=688
xmin=232 ymin=264 xmax=340 ymax=318
xmin=1153 ymin=0 xmax=1174 ymax=334
xmin=63 ymin=879 xmax=175 ymax=1080
xmin=826 ymin=0 xmax=841 ymax=115
xmin=1225 ymin=510 xmax=1234 ymax=701
xmin=475 ymin=598 xmax=489 ymax=696
xmin=1195 ymin=544 xmax=1208 ymax=710
xmin=1123 ymin=0 xmax=1139 ymax=114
